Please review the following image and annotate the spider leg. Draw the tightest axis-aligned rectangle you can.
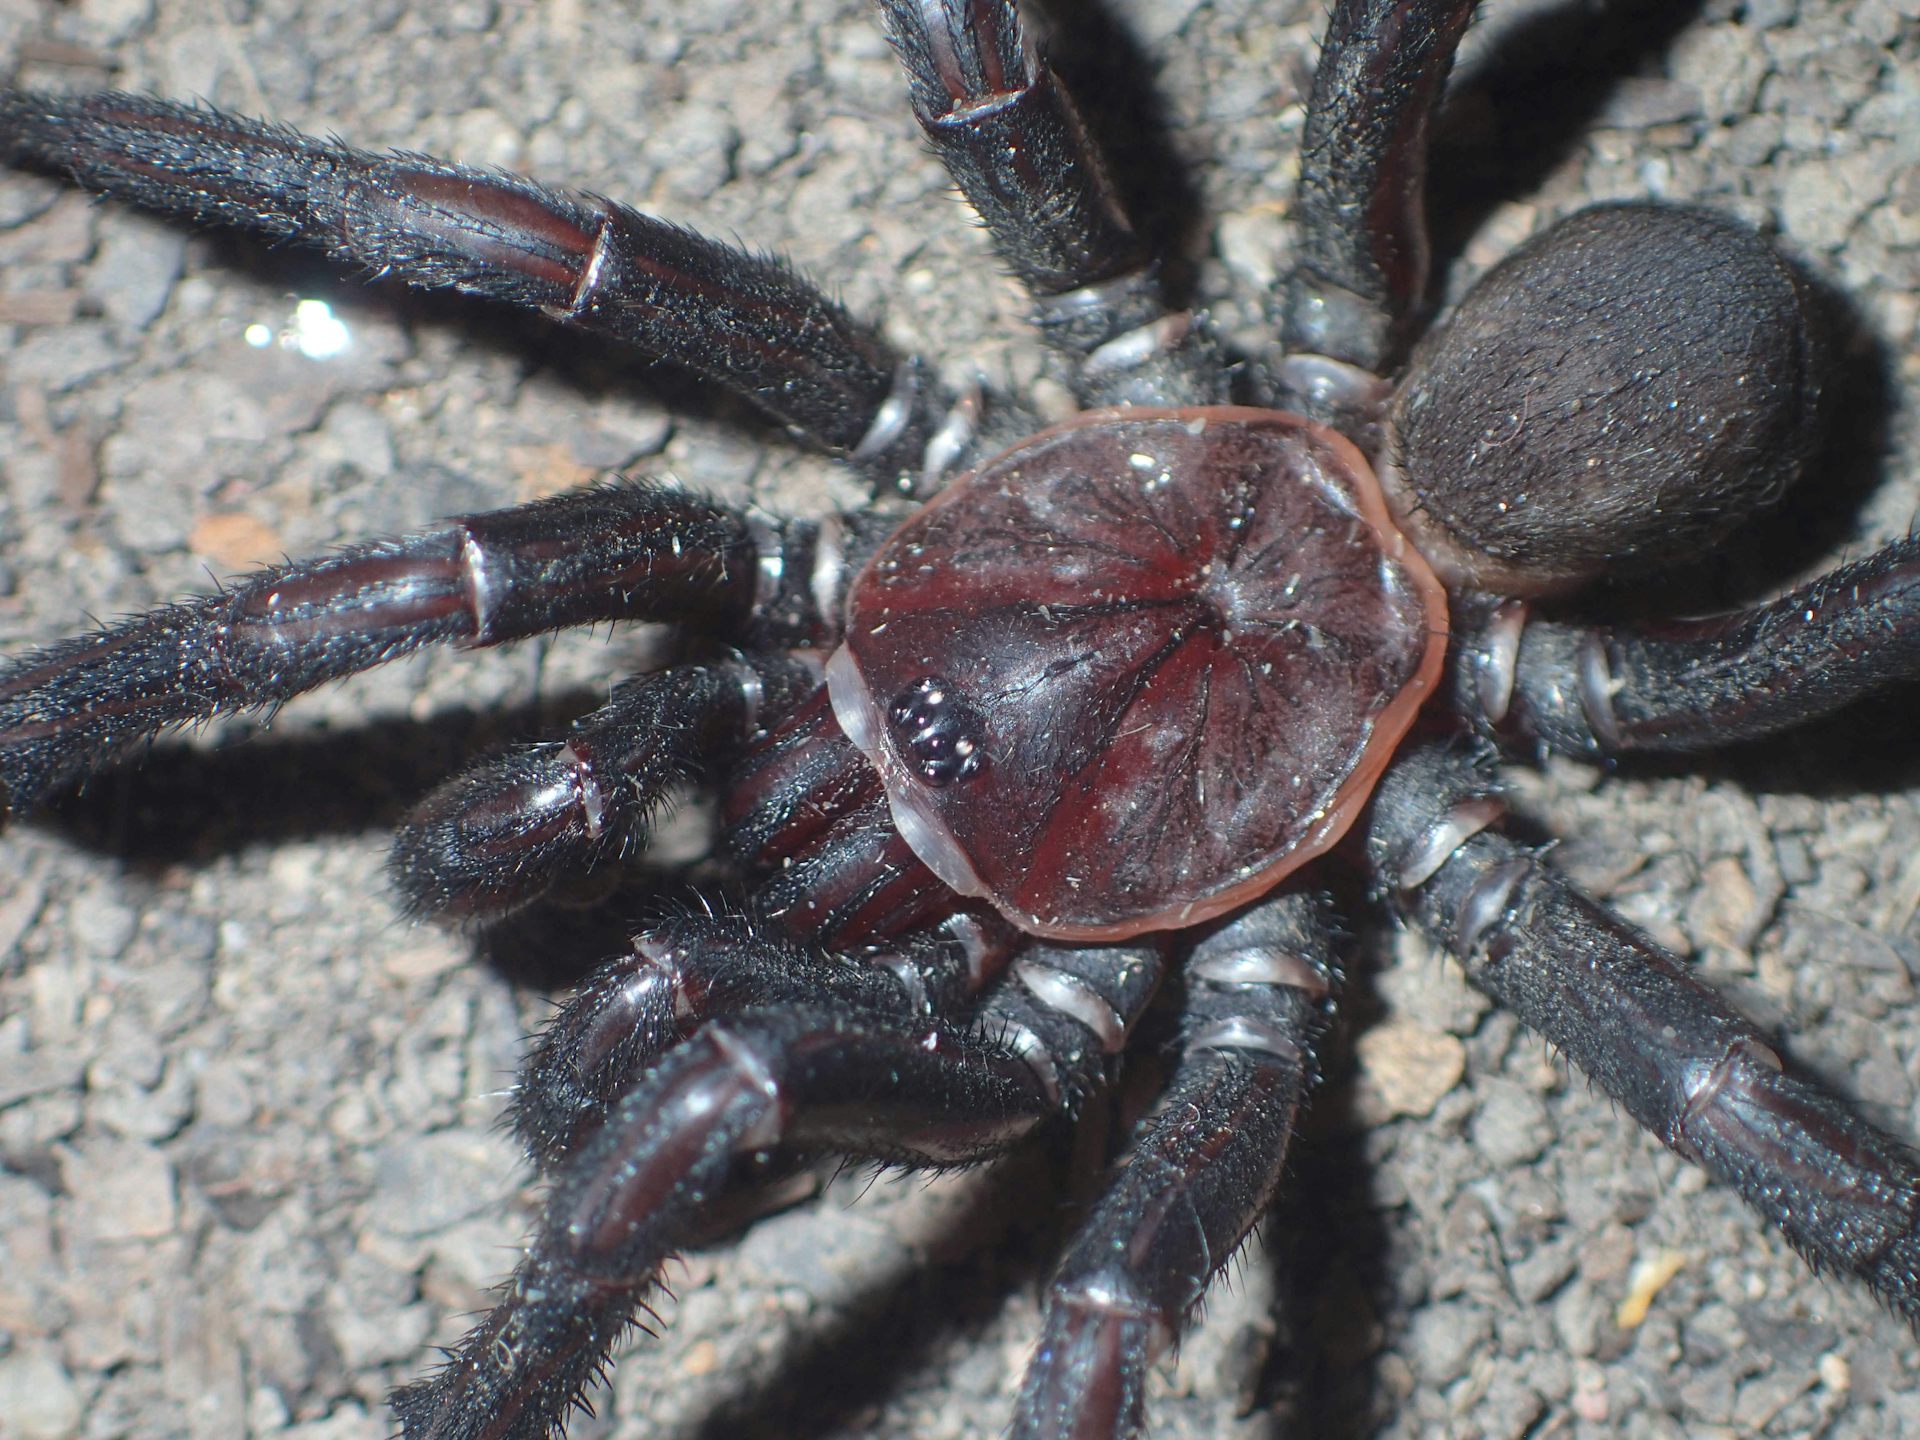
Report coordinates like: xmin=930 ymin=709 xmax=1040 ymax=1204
xmin=0 ymin=482 xmax=821 ymax=824
xmin=0 ymin=89 xmax=942 ymax=483
xmin=1454 ymin=535 xmax=1920 ymax=756
xmin=391 ymin=933 xmax=1169 ymax=1440
xmin=510 ymin=909 xmax=1017 ymax=1171
xmin=1369 ymin=741 xmax=1920 ymax=1319
xmin=1012 ymin=892 xmax=1338 ymax=1440
xmin=871 ymin=0 xmax=1222 ymax=406
xmin=389 ymin=652 xmax=821 ymax=920
xmin=1281 ymin=0 xmax=1479 ymax=387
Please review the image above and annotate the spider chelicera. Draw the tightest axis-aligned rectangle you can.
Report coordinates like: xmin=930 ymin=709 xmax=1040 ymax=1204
xmin=3 ymin=2 xmax=1920 ymax=1440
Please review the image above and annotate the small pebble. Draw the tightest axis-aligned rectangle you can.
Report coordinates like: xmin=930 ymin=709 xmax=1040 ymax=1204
xmin=0 ymin=1344 xmax=84 ymax=1440
xmin=1353 ymin=1018 xmax=1466 ymax=1121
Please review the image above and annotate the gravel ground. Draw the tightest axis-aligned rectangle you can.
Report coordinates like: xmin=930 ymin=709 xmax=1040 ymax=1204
xmin=2 ymin=0 xmax=1920 ymax=1437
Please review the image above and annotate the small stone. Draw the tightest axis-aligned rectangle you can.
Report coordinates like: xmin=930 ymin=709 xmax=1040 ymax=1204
xmin=0 ymin=877 xmax=47 ymax=967
xmin=189 ymin=511 xmax=287 ymax=572
xmin=369 ymin=1130 xmax=519 ymax=1239
xmin=1687 ymin=855 xmax=1769 ymax=956
xmin=681 ymin=1338 xmax=719 ymax=1377
xmin=380 ymin=936 xmax=469 ymax=983
xmin=57 ymin=1134 xmax=178 ymax=1241
xmin=1615 ymin=1248 xmax=1689 ymax=1329
xmin=67 ymin=881 xmax=137 ymax=960
xmin=1818 ymin=1352 xmax=1851 ymax=1392
xmin=1731 ymin=1361 xmax=1816 ymax=1430
xmin=1509 ymin=1241 xmax=1579 ymax=1304
xmin=1598 ymin=77 xmax=1704 ymax=128
xmin=0 ymin=1048 xmax=85 ymax=1110
xmin=1469 ymin=1079 xmax=1552 ymax=1168
xmin=1571 ymin=1361 xmax=1610 ymax=1423
xmin=0 ymin=1343 xmax=84 ymax=1440
xmin=1405 ymin=1298 xmax=1491 ymax=1383
xmin=1553 ymin=1279 xmax=1608 ymax=1359
xmin=91 ymin=217 xmax=185 ymax=332
xmin=1215 ymin=207 xmax=1287 ymax=290
xmin=1352 ymin=1019 xmax=1466 ymax=1122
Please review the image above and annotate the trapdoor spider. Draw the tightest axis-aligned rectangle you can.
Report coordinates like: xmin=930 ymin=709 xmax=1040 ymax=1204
xmin=3 ymin=0 xmax=1920 ymax=1436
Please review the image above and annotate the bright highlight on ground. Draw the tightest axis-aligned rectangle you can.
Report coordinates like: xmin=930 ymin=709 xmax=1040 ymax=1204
xmin=243 ymin=297 xmax=353 ymax=359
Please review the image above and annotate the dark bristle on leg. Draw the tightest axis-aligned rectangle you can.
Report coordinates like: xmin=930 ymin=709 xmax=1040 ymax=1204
xmin=1452 ymin=537 xmax=1920 ymax=756
xmin=508 ymin=911 xmax=1008 ymax=1173
xmin=390 ymin=1001 xmax=1057 ymax=1440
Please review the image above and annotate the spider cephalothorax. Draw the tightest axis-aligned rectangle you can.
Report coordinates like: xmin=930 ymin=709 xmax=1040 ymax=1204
xmin=3 ymin=1 xmax=1920 ymax=1438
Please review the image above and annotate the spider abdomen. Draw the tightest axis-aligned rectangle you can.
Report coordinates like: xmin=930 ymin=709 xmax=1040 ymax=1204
xmin=828 ymin=408 xmax=1447 ymax=940
xmin=1382 ymin=203 xmax=1828 ymax=595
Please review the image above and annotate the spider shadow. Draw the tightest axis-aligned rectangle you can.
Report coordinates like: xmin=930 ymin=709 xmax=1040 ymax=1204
xmin=1740 ymin=684 xmax=1920 ymax=800
xmin=1249 ymin=877 xmax=1418 ymax=1440
xmin=479 ymin=883 xmax=1399 ymax=1438
xmin=26 ymin=688 xmax=1425 ymax=1434
xmin=27 ymin=685 xmax=607 ymax=865
xmin=1036 ymin=0 xmax=1213 ymax=303
xmin=23 ymin=704 xmax=1107 ymax=1432
xmin=1267 ymin=1105 xmax=1404 ymax=1438
xmin=1426 ymin=0 xmax=1714 ymax=290
xmin=652 ymin=1024 xmax=1399 ymax=1440
xmin=24 ymin=715 xmax=1083 ymax=1433
xmin=673 ymin=1148 xmax=1066 ymax=1440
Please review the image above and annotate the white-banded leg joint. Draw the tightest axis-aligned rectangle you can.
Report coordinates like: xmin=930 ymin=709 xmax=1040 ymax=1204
xmin=458 ymin=526 xmax=502 ymax=642
xmin=707 ymin=1025 xmax=787 ymax=1154
xmin=1454 ymin=856 xmax=1534 ymax=960
xmin=997 ymin=1018 xmax=1065 ymax=1109
xmin=872 ymin=951 xmax=931 ymax=1015
xmin=1188 ymin=946 xmax=1331 ymax=1000
xmin=727 ymin=652 xmax=766 ymax=734
xmin=1084 ymin=311 xmax=1195 ymax=378
xmin=558 ymin=742 xmax=606 ymax=839
xmin=1575 ymin=631 xmax=1624 ymax=751
xmin=1186 ymin=1015 xmax=1303 ymax=1063
xmin=1674 ymin=1035 xmax=1785 ymax=1162
xmin=743 ymin=514 xmax=787 ymax=619
xmin=1391 ymin=795 xmax=1506 ymax=892
xmin=565 ymin=209 xmax=616 ymax=315
xmin=1014 ymin=957 xmax=1130 ymax=1054
xmin=1470 ymin=600 xmax=1529 ymax=726
xmin=917 ymin=384 xmax=984 ymax=497
xmin=1270 ymin=351 xmax=1393 ymax=424
xmin=630 ymin=933 xmax=697 ymax=1023
xmin=851 ymin=357 xmax=923 ymax=466
xmin=938 ymin=911 xmax=1014 ymax=993
xmin=1054 ymin=1276 xmax=1176 ymax=1364
xmin=809 ymin=513 xmax=849 ymax=629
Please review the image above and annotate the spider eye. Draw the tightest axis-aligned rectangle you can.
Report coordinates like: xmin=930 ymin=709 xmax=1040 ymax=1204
xmin=886 ymin=677 xmax=988 ymax=786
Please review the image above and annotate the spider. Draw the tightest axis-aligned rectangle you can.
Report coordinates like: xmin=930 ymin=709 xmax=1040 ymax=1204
xmin=3 ymin=2 xmax=1920 ymax=1440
